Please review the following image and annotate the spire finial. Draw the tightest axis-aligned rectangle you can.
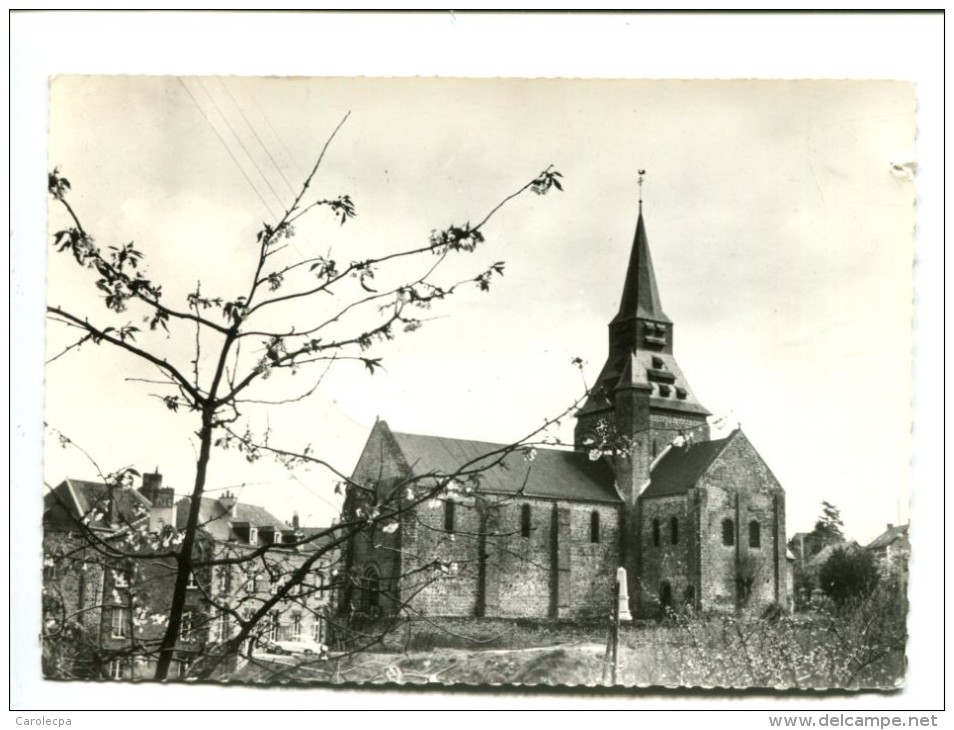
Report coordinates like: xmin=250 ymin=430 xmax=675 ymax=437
xmin=637 ymin=169 xmax=646 ymax=212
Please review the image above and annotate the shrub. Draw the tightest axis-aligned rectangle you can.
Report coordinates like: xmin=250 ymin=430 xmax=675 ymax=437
xmin=819 ymin=547 xmax=880 ymax=605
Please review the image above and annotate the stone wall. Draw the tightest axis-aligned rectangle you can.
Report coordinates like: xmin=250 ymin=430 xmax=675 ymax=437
xmin=697 ymin=431 xmax=786 ymax=613
xmin=635 ymin=494 xmax=695 ymax=616
xmin=352 ymin=491 xmax=621 ymax=620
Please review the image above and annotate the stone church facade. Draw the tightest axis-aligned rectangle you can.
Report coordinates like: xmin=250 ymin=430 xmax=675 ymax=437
xmin=344 ymin=198 xmax=792 ymax=619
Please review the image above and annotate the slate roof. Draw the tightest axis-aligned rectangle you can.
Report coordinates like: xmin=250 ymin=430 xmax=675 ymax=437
xmin=806 ymin=541 xmax=861 ymax=570
xmin=296 ymin=526 xmax=336 ymax=554
xmin=639 ymin=434 xmax=734 ymax=499
xmin=44 ymin=479 xmax=152 ymax=531
xmin=866 ymin=524 xmax=909 ymax=551
xmin=612 ymin=210 xmax=671 ymax=324
xmin=389 ymin=430 xmax=621 ymax=504
xmin=175 ymin=496 xmax=287 ymax=543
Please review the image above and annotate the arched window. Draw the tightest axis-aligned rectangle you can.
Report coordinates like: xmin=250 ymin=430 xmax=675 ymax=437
xmin=659 ymin=581 xmax=672 ymax=609
xmin=722 ymin=518 xmax=735 ymax=546
xmin=362 ymin=565 xmax=381 ymax=614
xmin=590 ymin=511 xmax=600 ymax=543
xmin=520 ymin=504 xmax=531 ymax=538
xmin=652 ymin=518 xmax=661 ymax=547
xmin=444 ymin=500 xmax=455 ymax=533
xmin=749 ymin=520 xmax=761 ymax=549
xmin=683 ymin=584 xmax=695 ymax=607
xmin=670 ymin=516 xmax=679 ymax=545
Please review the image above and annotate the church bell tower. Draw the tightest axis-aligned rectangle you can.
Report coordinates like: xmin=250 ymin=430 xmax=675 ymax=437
xmin=574 ymin=173 xmax=711 ymax=597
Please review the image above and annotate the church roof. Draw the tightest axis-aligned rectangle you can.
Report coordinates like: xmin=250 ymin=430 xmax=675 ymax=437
xmin=611 ymin=209 xmax=671 ymax=325
xmin=389 ymin=430 xmax=621 ymax=503
xmin=640 ymin=434 xmax=735 ymax=498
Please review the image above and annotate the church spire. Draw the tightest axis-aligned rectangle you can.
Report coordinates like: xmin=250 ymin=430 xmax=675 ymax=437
xmin=612 ymin=171 xmax=670 ymax=325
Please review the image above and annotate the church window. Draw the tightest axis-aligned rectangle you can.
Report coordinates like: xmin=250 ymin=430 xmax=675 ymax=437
xmin=590 ymin=511 xmax=600 ymax=543
xmin=749 ymin=520 xmax=761 ymax=549
xmin=520 ymin=504 xmax=531 ymax=538
xmin=722 ymin=518 xmax=735 ymax=546
xmin=361 ymin=566 xmax=381 ymax=614
xmin=444 ymin=500 xmax=455 ymax=533
xmin=683 ymin=584 xmax=695 ymax=606
xmin=670 ymin=516 xmax=679 ymax=545
xmin=659 ymin=581 xmax=672 ymax=609
xmin=652 ymin=518 xmax=660 ymax=547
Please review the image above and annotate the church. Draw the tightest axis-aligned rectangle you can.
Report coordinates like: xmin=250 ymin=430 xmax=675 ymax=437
xmin=343 ymin=189 xmax=792 ymax=620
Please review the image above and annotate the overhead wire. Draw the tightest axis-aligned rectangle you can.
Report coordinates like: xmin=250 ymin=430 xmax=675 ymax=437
xmin=176 ymin=77 xmax=279 ymax=221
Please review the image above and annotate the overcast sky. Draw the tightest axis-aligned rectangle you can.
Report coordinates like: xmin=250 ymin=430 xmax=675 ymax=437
xmin=43 ymin=75 xmax=916 ymax=544
xmin=13 ymin=10 xmax=945 ymax=715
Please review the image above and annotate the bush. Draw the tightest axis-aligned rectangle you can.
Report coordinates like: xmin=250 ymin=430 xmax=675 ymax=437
xmin=819 ymin=547 xmax=880 ymax=605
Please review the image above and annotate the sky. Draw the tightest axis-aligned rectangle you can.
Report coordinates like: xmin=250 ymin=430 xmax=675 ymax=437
xmin=43 ymin=74 xmax=915 ymax=545
xmin=11 ymin=11 xmax=944 ymax=713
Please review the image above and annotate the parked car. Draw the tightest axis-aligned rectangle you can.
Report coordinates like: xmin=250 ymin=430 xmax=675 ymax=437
xmin=264 ymin=639 xmax=327 ymax=657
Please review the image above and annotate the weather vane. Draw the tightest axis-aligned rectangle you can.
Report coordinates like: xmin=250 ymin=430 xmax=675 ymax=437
xmin=637 ymin=169 xmax=646 ymax=210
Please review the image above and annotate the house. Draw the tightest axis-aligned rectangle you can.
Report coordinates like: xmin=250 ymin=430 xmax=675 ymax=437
xmin=175 ymin=492 xmax=335 ymax=658
xmin=866 ymin=523 xmax=910 ymax=585
xmin=344 ymin=193 xmax=792 ymax=619
xmin=43 ymin=471 xmax=334 ymax=680
xmin=787 ymin=531 xmax=827 ymax=567
xmin=43 ymin=473 xmax=181 ymax=680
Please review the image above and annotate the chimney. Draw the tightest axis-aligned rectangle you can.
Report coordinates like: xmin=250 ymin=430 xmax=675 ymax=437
xmin=219 ymin=490 xmax=238 ymax=516
xmin=140 ymin=470 xmax=163 ymax=504
xmin=292 ymin=511 xmax=300 ymax=530
xmin=887 ymin=523 xmax=894 ymax=530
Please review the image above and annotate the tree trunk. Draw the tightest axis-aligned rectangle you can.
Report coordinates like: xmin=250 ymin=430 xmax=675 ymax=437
xmin=154 ymin=409 xmax=214 ymax=680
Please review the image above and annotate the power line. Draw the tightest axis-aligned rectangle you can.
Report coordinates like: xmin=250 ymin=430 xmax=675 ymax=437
xmin=216 ymin=79 xmax=322 ymax=262
xmin=197 ymin=78 xmax=287 ymax=212
xmin=219 ymin=79 xmax=297 ymax=198
xmin=177 ymin=77 xmax=278 ymax=221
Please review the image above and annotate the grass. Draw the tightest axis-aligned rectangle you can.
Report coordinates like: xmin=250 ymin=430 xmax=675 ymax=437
xmin=229 ymin=585 xmax=907 ymax=689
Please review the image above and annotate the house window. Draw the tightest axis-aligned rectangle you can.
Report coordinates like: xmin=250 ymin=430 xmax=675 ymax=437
xmin=186 ymin=570 xmax=197 ymax=588
xmin=749 ymin=520 xmax=761 ymax=549
xmin=652 ymin=518 xmax=661 ymax=547
xmin=250 ymin=572 xmax=260 ymax=593
xmin=177 ymin=658 xmax=193 ymax=680
xmin=217 ymin=612 xmax=231 ymax=642
xmin=113 ymin=568 xmax=129 ymax=588
xmin=274 ymin=530 xmax=282 ymax=545
xmin=722 ymin=518 xmax=735 ymax=546
xmin=590 ymin=511 xmax=600 ymax=543
xmin=43 ymin=558 xmax=57 ymax=582
xmin=249 ymin=527 xmax=258 ymax=546
xmin=443 ymin=500 xmax=456 ymax=533
xmin=216 ymin=565 xmax=232 ymax=594
xmin=291 ymin=613 xmax=302 ymax=641
xmin=269 ymin=611 xmax=281 ymax=641
xmin=180 ymin=611 xmax=195 ymax=643
xmin=107 ymin=658 xmax=126 ymax=680
xmin=313 ymin=616 xmax=325 ymax=644
xmin=670 ymin=517 xmax=679 ymax=545
xmin=110 ymin=607 xmax=129 ymax=638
